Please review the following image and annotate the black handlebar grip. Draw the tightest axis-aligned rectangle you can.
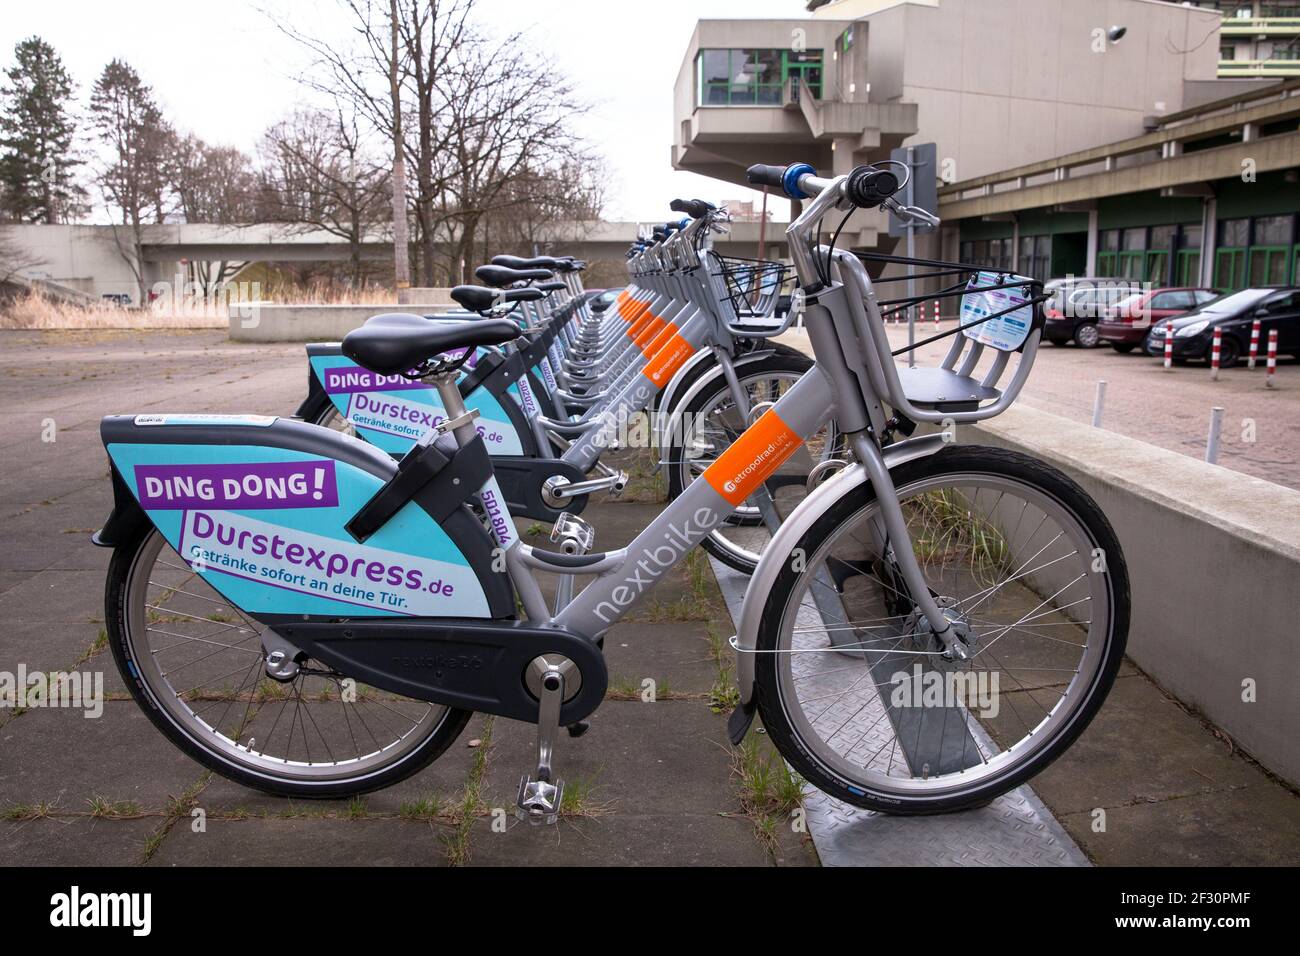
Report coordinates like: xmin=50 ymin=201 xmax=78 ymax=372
xmin=669 ymin=198 xmax=715 ymax=219
xmin=846 ymin=165 xmax=901 ymax=208
xmin=746 ymin=164 xmax=788 ymax=189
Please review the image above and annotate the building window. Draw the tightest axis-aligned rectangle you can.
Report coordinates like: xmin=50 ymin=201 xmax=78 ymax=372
xmin=1219 ymin=218 xmax=1250 ymax=248
xmin=1177 ymin=224 xmax=1203 ymax=286
xmin=1216 ymin=218 xmax=1252 ymax=290
xmin=1248 ymin=214 xmax=1296 ymax=286
xmin=1018 ymin=235 xmax=1051 ymax=281
xmin=960 ymin=238 xmax=1013 ymax=272
xmin=696 ymin=48 xmax=823 ymax=106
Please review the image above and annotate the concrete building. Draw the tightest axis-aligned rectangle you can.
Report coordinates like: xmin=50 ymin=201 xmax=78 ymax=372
xmin=1206 ymin=0 xmax=1300 ymax=78
xmin=671 ymin=0 xmax=1300 ymax=290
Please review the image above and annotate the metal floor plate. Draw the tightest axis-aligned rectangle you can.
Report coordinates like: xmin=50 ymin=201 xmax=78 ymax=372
xmin=709 ymin=556 xmax=1090 ymax=867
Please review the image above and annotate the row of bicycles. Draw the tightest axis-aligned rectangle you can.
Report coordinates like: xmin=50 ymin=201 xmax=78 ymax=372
xmin=94 ymin=160 xmax=1130 ymax=820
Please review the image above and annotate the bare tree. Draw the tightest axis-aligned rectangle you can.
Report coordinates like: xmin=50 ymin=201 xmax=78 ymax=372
xmin=88 ymin=59 xmax=174 ymax=304
xmin=387 ymin=0 xmax=410 ymax=289
xmin=171 ymin=135 xmax=258 ymax=223
xmin=259 ymin=106 xmax=389 ymax=286
xmin=272 ymin=0 xmax=473 ymax=284
xmin=434 ymin=40 xmax=592 ymax=283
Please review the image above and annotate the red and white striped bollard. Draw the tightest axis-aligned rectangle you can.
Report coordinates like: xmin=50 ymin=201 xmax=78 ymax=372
xmin=1163 ymin=324 xmax=1174 ymax=370
xmin=1248 ymin=319 xmax=1261 ymax=370
xmin=1266 ymin=329 xmax=1278 ymax=389
xmin=1210 ymin=326 xmax=1222 ymax=381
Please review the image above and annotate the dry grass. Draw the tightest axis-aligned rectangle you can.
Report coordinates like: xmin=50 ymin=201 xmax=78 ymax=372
xmin=0 ymin=282 xmax=402 ymax=331
xmin=0 ymin=289 xmax=227 ymax=331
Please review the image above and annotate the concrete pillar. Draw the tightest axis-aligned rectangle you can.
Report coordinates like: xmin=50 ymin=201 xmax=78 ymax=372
xmin=1243 ymin=122 xmax=1260 ymax=143
xmin=831 ymin=137 xmax=856 ymax=176
xmin=1086 ymin=208 xmax=1100 ymax=276
xmin=1200 ymin=195 xmax=1218 ymax=288
xmin=1010 ymin=216 xmax=1021 ymax=271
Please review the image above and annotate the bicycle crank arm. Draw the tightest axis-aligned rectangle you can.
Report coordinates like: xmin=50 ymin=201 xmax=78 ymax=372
xmin=542 ymin=471 xmax=629 ymax=507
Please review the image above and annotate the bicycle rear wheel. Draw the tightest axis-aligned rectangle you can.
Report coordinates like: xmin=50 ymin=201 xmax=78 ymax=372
xmin=105 ymin=525 xmax=470 ymax=797
xmin=753 ymin=445 xmax=1128 ymax=814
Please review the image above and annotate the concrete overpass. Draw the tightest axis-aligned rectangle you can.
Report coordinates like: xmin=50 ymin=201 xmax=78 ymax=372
xmin=3 ymin=220 xmax=790 ymax=304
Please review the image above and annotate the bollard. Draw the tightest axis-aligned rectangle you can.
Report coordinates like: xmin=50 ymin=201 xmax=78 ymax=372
xmin=1266 ymin=329 xmax=1278 ymax=388
xmin=1163 ymin=324 xmax=1174 ymax=370
xmin=933 ymin=300 xmax=940 ymax=330
xmin=1210 ymin=326 xmax=1222 ymax=381
xmin=1248 ymin=319 xmax=1261 ymax=370
xmin=1092 ymin=380 xmax=1107 ymax=428
xmin=1205 ymin=406 xmax=1224 ymax=464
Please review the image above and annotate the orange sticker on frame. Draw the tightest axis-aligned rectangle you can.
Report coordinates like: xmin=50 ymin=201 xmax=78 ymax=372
xmin=627 ymin=312 xmax=653 ymax=338
xmin=634 ymin=316 xmax=666 ymax=349
xmin=641 ymin=321 xmax=677 ymax=356
xmin=641 ymin=332 xmax=696 ymax=387
xmin=702 ymin=409 xmax=804 ymax=507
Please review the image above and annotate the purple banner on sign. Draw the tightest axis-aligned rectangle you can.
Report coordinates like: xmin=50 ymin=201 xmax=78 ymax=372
xmin=135 ymin=461 xmax=339 ymax=510
xmin=322 ymin=367 xmax=428 ymax=395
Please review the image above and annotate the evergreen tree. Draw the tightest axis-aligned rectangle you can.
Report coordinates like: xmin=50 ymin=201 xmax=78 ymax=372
xmin=0 ymin=37 xmax=83 ymax=223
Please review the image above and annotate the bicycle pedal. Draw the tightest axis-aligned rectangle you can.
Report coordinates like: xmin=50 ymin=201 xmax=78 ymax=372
xmin=566 ymin=720 xmax=590 ymax=738
xmin=551 ymin=512 xmax=596 ymax=553
xmin=516 ymin=775 xmax=564 ymax=825
xmin=608 ymin=470 xmax=628 ymax=498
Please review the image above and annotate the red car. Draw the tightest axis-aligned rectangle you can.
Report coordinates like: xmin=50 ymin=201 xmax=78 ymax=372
xmin=1098 ymin=287 xmax=1220 ymax=352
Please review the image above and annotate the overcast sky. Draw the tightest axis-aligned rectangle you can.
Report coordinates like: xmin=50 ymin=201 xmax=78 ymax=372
xmin=1 ymin=0 xmax=803 ymax=222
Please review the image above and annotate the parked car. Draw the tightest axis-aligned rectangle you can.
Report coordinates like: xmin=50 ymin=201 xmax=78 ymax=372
xmin=1098 ymin=287 xmax=1220 ymax=353
xmin=1142 ymin=286 xmax=1300 ymax=367
xmin=1044 ymin=280 xmax=1143 ymax=347
xmin=588 ymin=288 xmax=620 ymax=313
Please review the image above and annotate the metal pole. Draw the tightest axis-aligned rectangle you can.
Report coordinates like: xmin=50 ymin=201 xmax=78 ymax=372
xmin=1092 ymin=380 xmax=1107 ymax=428
xmin=905 ymin=145 xmax=916 ymax=368
xmin=1205 ymin=406 xmax=1224 ymax=464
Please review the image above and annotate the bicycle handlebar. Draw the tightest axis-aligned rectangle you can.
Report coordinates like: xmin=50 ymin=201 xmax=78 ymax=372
xmin=669 ymin=198 xmax=715 ymax=219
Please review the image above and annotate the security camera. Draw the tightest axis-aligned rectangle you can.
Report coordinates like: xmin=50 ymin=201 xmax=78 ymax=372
xmin=1107 ymin=25 xmax=1127 ymax=43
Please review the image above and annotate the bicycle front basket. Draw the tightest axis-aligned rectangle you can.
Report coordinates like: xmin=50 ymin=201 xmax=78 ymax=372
xmin=711 ymin=254 xmax=794 ymax=320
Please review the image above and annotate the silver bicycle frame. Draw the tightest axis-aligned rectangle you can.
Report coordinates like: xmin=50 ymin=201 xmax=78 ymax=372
xmin=457 ymin=171 xmax=1030 ymax=666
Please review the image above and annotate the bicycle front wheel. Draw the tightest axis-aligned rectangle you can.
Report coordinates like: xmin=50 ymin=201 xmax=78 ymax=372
xmin=753 ymin=445 xmax=1129 ymax=814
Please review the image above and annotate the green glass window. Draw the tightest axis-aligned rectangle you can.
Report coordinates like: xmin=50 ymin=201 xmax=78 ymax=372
xmin=696 ymin=48 xmax=823 ymax=106
xmin=1249 ymin=247 xmax=1291 ymax=285
xmin=1177 ymin=250 xmax=1202 ymax=287
xmin=1215 ymin=248 xmax=1248 ymax=290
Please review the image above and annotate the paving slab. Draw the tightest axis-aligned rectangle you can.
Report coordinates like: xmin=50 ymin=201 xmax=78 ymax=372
xmin=1 ymin=816 xmax=159 ymax=866
xmin=1030 ymin=674 xmax=1268 ymax=815
xmin=481 ymin=701 xmax=738 ymax=820
xmin=193 ymin=712 xmax=486 ymax=818
xmin=147 ymin=817 xmax=454 ymax=867
xmin=0 ymin=569 xmax=106 ymax=628
xmin=1059 ymin=783 xmax=1300 ymax=866
xmin=0 ymin=619 xmax=105 ymax=678
xmin=600 ymin=620 xmax=727 ymax=696
xmin=0 ymin=702 xmax=202 ymax=812
xmin=463 ymin=810 xmax=807 ymax=867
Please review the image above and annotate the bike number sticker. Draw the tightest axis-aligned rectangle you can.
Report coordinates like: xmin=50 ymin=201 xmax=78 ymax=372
xmin=478 ymin=475 xmax=518 ymax=549
xmin=702 ymin=408 xmax=803 ymax=507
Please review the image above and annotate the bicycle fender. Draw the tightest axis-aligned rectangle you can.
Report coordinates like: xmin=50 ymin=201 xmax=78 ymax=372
xmin=731 ymin=433 xmax=950 ymax=712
